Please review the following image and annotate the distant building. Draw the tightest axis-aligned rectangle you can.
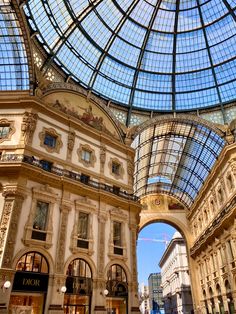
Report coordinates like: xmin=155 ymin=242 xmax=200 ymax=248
xmin=148 ymin=273 xmax=164 ymax=314
xmin=159 ymin=231 xmax=193 ymax=314
xmin=139 ymin=283 xmax=150 ymax=314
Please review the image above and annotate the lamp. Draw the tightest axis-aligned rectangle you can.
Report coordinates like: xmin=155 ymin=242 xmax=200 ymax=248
xmin=57 ymin=286 xmax=67 ymax=294
xmin=2 ymin=281 xmax=11 ymax=292
xmin=104 ymin=289 xmax=109 ymax=296
xmin=60 ymin=286 xmax=67 ymax=293
xmin=227 ymin=298 xmax=231 ymax=303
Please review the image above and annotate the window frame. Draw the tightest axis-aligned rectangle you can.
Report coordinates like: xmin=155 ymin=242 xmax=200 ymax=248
xmin=0 ymin=119 xmax=15 ymax=144
xmin=23 ymin=186 xmax=58 ymax=249
xmin=39 ymin=127 xmax=62 ymax=153
xmin=77 ymin=144 xmax=96 ymax=167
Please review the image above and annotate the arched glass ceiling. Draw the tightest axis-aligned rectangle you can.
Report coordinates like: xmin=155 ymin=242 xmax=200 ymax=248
xmin=0 ymin=1 xmax=29 ymax=90
xmin=24 ymin=0 xmax=236 ymax=112
xmin=132 ymin=119 xmax=225 ymax=208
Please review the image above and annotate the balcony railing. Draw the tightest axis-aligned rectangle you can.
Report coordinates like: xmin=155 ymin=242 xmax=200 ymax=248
xmin=0 ymin=154 xmax=139 ymax=202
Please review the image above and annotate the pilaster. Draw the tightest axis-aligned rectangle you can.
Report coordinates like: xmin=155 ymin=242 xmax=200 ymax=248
xmin=0 ymin=187 xmax=25 ymax=268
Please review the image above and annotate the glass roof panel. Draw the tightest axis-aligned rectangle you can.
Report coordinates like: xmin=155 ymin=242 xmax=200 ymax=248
xmin=24 ymin=0 xmax=236 ymax=111
xmin=132 ymin=120 xmax=225 ymax=208
xmin=0 ymin=1 xmax=29 ymax=90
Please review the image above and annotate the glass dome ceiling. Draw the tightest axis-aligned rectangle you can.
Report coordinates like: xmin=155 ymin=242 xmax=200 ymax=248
xmin=24 ymin=0 xmax=236 ymax=112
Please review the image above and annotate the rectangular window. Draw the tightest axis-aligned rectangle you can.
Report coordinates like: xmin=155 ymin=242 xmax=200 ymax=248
xmin=32 ymin=201 xmax=49 ymax=241
xmin=33 ymin=201 xmax=49 ymax=231
xmin=113 ymin=221 xmax=122 ymax=247
xmin=44 ymin=133 xmax=57 ymax=147
xmin=0 ymin=125 xmax=10 ymax=138
xmin=77 ymin=212 xmax=89 ymax=249
xmin=112 ymin=162 xmax=120 ymax=175
xmin=78 ymin=212 xmax=89 ymax=239
xmin=81 ymin=150 xmax=91 ymax=162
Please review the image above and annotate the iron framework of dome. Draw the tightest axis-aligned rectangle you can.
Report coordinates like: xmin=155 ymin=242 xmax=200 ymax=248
xmin=23 ymin=0 xmax=236 ymax=114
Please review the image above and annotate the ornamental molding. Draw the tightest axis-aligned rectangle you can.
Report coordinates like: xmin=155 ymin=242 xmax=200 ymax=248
xmin=0 ymin=118 xmax=16 ymax=144
xmin=77 ymin=143 xmax=96 ymax=168
xmin=110 ymin=207 xmax=127 ymax=220
xmin=108 ymin=157 xmax=124 ymax=180
xmin=39 ymin=127 xmax=63 ymax=154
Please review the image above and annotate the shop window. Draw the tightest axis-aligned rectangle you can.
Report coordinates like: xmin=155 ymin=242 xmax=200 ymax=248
xmin=32 ymin=201 xmax=49 ymax=241
xmin=65 ymin=259 xmax=92 ymax=296
xmin=39 ymin=127 xmax=62 ymax=153
xmin=0 ymin=119 xmax=15 ymax=143
xmin=77 ymin=144 xmax=96 ymax=167
xmin=106 ymin=264 xmax=128 ymax=311
xmin=16 ymin=252 xmax=49 ymax=273
xmin=77 ymin=212 xmax=89 ymax=249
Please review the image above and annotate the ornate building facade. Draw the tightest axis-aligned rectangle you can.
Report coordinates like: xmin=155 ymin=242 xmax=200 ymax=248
xmin=1 ymin=0 xmax=236 ymax=313
xmin=0 ymin=92 xmax=141 ymax=313
xmin=159 ymin=232 xmax=193 ymax=314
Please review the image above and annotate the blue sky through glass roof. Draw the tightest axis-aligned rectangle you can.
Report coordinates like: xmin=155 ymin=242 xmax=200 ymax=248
xmin=24 ymin=0 xmax=236 ymax=111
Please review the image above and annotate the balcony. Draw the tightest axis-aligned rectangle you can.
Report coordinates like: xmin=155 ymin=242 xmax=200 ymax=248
xmin=0 ymin=154 xmax=139 ymax=202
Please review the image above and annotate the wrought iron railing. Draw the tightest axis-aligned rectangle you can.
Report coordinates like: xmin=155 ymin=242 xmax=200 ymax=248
xmin=0 ymin=154 xmax=139 ymax=202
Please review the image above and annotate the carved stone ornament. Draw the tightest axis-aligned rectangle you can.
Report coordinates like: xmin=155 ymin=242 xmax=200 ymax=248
xmin=0 ymin=118 xmax=16 ymax=144
xmin=100 ymin=144 xmax=106 ymax=174
xmin=21 ymin=112 xmax=38 ymax=144
xmin=0 ymin=192 xmax=25 ymax=268
xmin=110 ymin=207 xmax=128 ymax=221
xmin=67 ymin=130 xmax=75 ymax=151
xmin=39 ymin=127 xmax=63 ymax=153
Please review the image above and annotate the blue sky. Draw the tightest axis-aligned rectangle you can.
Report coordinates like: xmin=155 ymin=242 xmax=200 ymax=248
xmin=137 ymin=222 xmax=176 ymax=286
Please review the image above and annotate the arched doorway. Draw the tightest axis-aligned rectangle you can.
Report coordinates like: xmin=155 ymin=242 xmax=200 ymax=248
xmin=64 ymin=258 xmax=92 ymax=314
xmin=105 ymin=264 xmax=128 ymax=314
xmin=138 ymin=222 xmax=193 ymax=314
xmin=9 ymin=251 xmax=49 ymax=313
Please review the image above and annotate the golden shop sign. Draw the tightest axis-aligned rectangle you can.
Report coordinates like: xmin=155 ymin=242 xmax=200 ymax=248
xmin=12 ymin=272 xmax=49 ymax=292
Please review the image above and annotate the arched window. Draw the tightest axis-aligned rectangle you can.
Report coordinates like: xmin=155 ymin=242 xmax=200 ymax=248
xmin=107 ymin=264 xmax=127 ymax=283
xmin=16 ymin=252 xmax=49 ymax=273
xmin=66 ymin=258 xmax=92 ymax=278
xmin=106 ymin=264 xmax=128 ymax=297
xmin=65 ymin=258 xmax=92 ymax=295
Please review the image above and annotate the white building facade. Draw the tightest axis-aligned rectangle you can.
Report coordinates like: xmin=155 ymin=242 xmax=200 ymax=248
xmin=159 ymin=231 xmax=193 ymax=314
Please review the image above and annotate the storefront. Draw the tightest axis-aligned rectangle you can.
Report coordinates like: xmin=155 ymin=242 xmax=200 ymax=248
xmin=63 ymin=258 xmax=92 ymax=314
xmin=9 ymin=252 xmax=49 ymax=314
xmin=105 ymin=265 xmax=128 ymax=314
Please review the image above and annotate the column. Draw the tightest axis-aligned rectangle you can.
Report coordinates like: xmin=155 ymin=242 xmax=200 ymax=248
xmin=94 ymin=213 xmax=107 ymax=314
xmin=129 ymin=223 xmax=140 ymax=314
xmin=48 ymin=202 xmax=71 ymax=313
